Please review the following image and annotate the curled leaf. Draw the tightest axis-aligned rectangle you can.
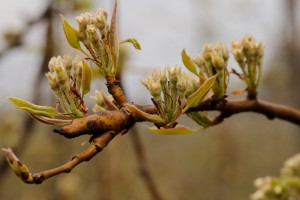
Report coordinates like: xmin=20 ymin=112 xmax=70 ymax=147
xmin=61 ymin=15 xmax=82 ymax=50
xmin=8 ymin=97 xmax=59 ymax=118
xmin=182 ymin=49 xmax=198 ymax=75
xmin=147 ymin=125 xmax=199 ymax=135
xmin=125 ymin=103 xmax=165 ymax=125
xmin=182 ymin=75 xmax=216 ymax=113
xmin=2 ymin=148 xmax=34 ymax=183
xmin=81 ymin=59 xmax=92 ymax=96
xmin=120 ymin=38 xmax=142 ymax=50
xmin=30 ymin=114 xmax=72 ymax=126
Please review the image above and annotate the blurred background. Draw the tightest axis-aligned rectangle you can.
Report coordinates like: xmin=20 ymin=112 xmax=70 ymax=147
xmin=0 ymin=0 xmax=300 ymax=199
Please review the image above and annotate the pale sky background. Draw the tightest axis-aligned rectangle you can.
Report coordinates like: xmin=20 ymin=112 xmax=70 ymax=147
xmin=0 ymin=0 xmax=299 ymax=106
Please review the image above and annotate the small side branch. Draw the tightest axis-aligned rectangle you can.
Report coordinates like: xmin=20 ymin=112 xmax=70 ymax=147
xmin=106 ymin=75 xmax=127 ymax=106
xmin=139 ymin=98 xmax=300 ymax=126
xmin=130 ymin=127 xmax=164 ymax=200
xmin=2 ymin=131 xmax=116 ymax=184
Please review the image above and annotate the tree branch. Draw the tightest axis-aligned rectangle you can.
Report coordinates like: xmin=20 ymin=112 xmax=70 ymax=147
xmin=2 ymin=131 xmax=117 ymax=184
xmin=129 ymin=127 xmax=164 ymax=200
xmin=3 ymin=97 xmax=300 ymax=184
xmin=193 ymin=99 xmax=300 ymax=125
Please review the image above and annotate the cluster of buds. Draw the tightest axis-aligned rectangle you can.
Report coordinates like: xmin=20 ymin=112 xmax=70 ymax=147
xmin=61 ymin=0 xmax=141 ymax=106
xmin=250 ymin=154 xmax=300 ymax=200
xmin=193 ymin=42 xmax=229 ymax=99
xmin=140 ymin=66 xmax=190 ymax=128
xmin=90 ymin=90 xmax=118 ymax=112
xmin=250 ymin=177 xmax=289 ymax=200
xmin=281 ymin=153 xmax=300 ymax=178
xmin=181 ymin=43 xmax=229 ymax=127
xmin=232 ymin=35 xmax=264 ymax=99
xmin=46 ymin=54 xmax=92 ymax=118
xmin=126 ymin=66 xmax=215 ymax=129
xmin=75 ymin=6 xmax=118 ymax=77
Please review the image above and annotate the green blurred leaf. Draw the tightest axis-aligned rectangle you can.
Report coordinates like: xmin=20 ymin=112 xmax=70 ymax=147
xmin=8 ymin=97 xmax=59 ymax=118
xmin=120 ymin=38 xmax=142 ymax=50
xmin=60 ymin=15 xmax=82 ymax=50
xmin=182 ymin=49 xmax=198 ymax=75
xmin=187 ymin=112 xmax=214 ymax=128
xmin=147 ymin=125 xmax=197 ymax=135
xmin=81 ymin=59 xmax=92 ymax=96
xmin=182 ymin=75 xmax=216 ymax=113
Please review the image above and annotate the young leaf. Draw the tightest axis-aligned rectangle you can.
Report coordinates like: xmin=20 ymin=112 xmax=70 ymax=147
xmin=30 ymin=114 xmax=72 ymax=126
xmin=182 ymin=49 xmax=198 ymax=76
xmin=120 ymin=38 xmax=142 ymax=50
xmin=125 ymin=103 xmax=166 ymax=125
xmin=187 ymin=112 xmax=214 ymax=128
xmin=147 ymin=125 xmax=198 ymax=135
xmin=61 ymin=15 xmax=82 ymax=50
xmin=182 ymin=75 xmax=216 ymax=113
xmin=109 ymin=0 xmax=119 ymax=69
xmin=81 ymin=59 xmax=92 ymax=96
xmin=8 ymin=97 xmax=59 ymax=118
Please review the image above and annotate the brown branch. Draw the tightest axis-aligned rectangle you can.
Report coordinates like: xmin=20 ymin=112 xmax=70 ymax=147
xmin=2 ymin=131 xmax=116 ymax=184
xmin=50 ymin=98 xmax=300 ymax=141
xmin=129 ymin=126 xmax=164 ymax=200
xmin=3 ymin=96 xmax=300 ymax=184
xmin=137 ymin=98 xmax=300 ymax=126
xmin=191 ymin=99 xmax=300 ymax=125
xmin=105 ymin=75 xmax=127 ymax=106
xmin=53 ymin=109 xmax=134 ymax=138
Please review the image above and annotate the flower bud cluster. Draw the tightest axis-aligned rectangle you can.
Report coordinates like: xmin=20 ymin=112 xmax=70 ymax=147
xmin=194 ymin=42 xmax=229 ymax=99
xmin=75 ymin=8 xmax=117 ymax=76
xmin=46 ymin=55 xmax=88 ymax=117
xmin=250 ymin=177 xmax=289 ymax=200
xmin=141 ymin=66 xmax=199 ymax=128
xmin=232 ymin=35 xmax=264 ymax=98
xmin=250 ymin=154 xmax=300 ymax=200
xmin=281 ymin=153 xmax=300 ymax=178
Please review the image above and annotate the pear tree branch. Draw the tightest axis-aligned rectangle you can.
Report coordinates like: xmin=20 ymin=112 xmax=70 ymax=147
xmin=2 ymin=131 xmax=117 ymax=184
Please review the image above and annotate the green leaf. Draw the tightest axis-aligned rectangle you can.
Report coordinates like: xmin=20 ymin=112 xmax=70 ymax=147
xmin=187 ymin=112 xmax=214 ymax=128
xmin=125 ymin=103 xmax=166 ymax=125
xmin=147 ymin=125 xmax=198 ymax=135
xmin=120 ymin=38 xmax=142 ymax=50
xmin=81 ymin=59 xmax=92 ymax=96
xmin=8 ymin=97 xmax=59 ymax=118
xmin=61 ymin=15 xmax=82 ymax=50
xmin=182 ymin=49 xmax=198 ymax=75
xmin=182 ymin=75 xmax=216 ymax=113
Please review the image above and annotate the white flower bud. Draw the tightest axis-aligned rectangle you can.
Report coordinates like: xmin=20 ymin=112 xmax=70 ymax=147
xmin=63 ymin=54 xmax=72 ymax=76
